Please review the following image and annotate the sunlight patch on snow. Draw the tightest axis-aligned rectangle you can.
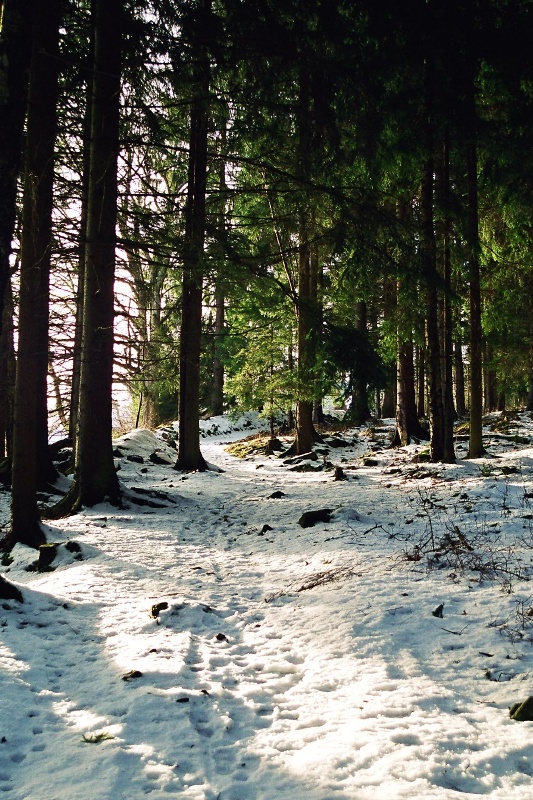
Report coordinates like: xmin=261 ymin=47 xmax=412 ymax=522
xmin=52 ymin=700 xmax=109 ymax=732
xmin=0 ymin=643 xmax=29 ymax=675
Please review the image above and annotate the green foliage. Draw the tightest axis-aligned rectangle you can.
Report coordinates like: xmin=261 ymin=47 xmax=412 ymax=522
xmin=322 ymin=321 xmax=392 ymax=406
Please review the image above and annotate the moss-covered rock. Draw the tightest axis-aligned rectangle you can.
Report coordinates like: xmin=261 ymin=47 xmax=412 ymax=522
xmin=510 ymin=697 xmax=533 ymax=721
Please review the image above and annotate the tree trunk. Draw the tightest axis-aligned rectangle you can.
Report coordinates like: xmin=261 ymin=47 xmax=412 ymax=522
xmin=9 ymin=0 xmax=61 ymax=548
xmin=381 ymin=275 xmax=397 ymax=420
xmin=287 ymin=340 xmax=295 ymax=431
xmin=176 ymin=2 xmax=210 ymax=471
xmin=393 ymin=340 xmax=428 ymax=446
xmin=422 ymin=154 xmax=445 ymax=462
xmin=416 ymin=345 xmax=426 ymax=419
xmin=211 ymin=285 xmax=225 ymax=417
xmin=70 ymin=85 xmax=92 ymax=449
xmin=295 ymin=214 xmax=314 ymax=453
xmin=210 ymin=111 xmax=227 ymax=419
xmin=484 ymin=341 xmax=497 ymax=412
xmin=348 ymin=300 xmax=372 ymax=425
xmin=57 ymin=0 xmax=123 ymax=513
xmin=0 ymin=0 xmax=34 ymax=338
xmin=466 ymin=141 xmax=484 ymax=457
xmin=293 ymin=67 xmax=318 ymax=455
xmin=381 ymin=383 xmax=396 ymax=419
xmin=437 ymin=129 xmax=455 ymax=462
xmin=310 ymin=234 xmax=324 ymax=426
xmin=0 ymin=280 xmax=15 ymax=460
xmin=454 ymin=337 xmax=466 ymax=416
xmin=527 ymin=294 xmax=533 ymax=412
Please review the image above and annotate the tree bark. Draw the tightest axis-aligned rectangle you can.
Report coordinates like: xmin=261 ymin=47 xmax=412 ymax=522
xmin=295 ymin=214 xmax=314 ymax=453
xmin=0 ymin=280 xmax=15 ymax=460
xmin=176 ymin=1 xmax=210 ymax=470
xmin=454 ymin=337 xmax=466 ymax=416
xmin=466 ymin=141 xmax=484 ymax=457
xmin=293 ymin=67 xmax=319 ymax=454
xmin=348 ymin=300 xmax=372 ymax=425
xmin=59 ymin=0 xmax=123 ymax=512
xmin=70 ymin=84 xmax=92 ymax=449
xmin=416 ymin=344 xmax=426 ymax=418
xmin=393 ymin=339 xmax=428 ymax=446
xmin=210 ymin=112 xmax=227 ymax=418
xmin=437 ymin=129 xmax=455 ymax=462
xmin=422 ymin=154 xmax=445 ymax=462
xmin=211 ymin=285 xmax=225 ymax=417
xmin=0 ymin=0 xmax=34 ymax=338
xmin=9 ymin=0 xmax=61 ymax=548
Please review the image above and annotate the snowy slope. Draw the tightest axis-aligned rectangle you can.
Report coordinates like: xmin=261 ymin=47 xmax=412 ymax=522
xmin=1 ymin=412 xmax=533 ymax=799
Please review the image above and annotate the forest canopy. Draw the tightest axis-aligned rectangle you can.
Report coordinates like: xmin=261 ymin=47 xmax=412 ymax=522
xmin=1 ymin=0 xmax=533 ymax=547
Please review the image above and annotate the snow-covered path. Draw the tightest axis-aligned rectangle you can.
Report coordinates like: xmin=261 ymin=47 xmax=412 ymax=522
xmin=2 ymin=415 xmax=533 ymax=799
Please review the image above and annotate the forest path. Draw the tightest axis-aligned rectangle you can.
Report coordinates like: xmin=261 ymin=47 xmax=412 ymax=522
xmin=2 ymin=423 xmax=533 ymax=798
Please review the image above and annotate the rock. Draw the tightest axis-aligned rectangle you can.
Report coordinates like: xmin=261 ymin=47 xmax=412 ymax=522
xmin=37 ymin=543 xmax=59 ymax=569
xmin=122 ymin=670 xmax=143 ymax=681
xmin=0 ymin=575 xmax=23 ymax=603
xmin=412 ymin=452 xmax=431 ymax=463
xmin=432 ymin=603 xmax=444 ymax=618
xmin=289 ymin=462 xmax=323 ymax=472
xmin=298 ymin=508 xmax=333 ymax=528
xmin=510 ymin=697 xmax=533 ymax=721
xmin=269 ymin=490 xmax=285 ymax=499
xmin=149 ymin=451 xmax=175 ymax=466
xmin=150 ymin=601 xmax=169 ymax=619
xmin=260 ymin=524 xmax=273 ymax=534
xmin=265 ymin=438 xmax=284 ymax=454
xmin=334 ymin=466 xmax=347 ymax=481
xmin=324 ymin=436 xmax=350 ymax=448
xmin=126 ymin=454 xmax=144 ymax=464
xmin=283 ymin=451 xmax=318 ymax=465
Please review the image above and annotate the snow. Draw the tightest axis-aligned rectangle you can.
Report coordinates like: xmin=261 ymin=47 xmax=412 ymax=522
xmin=2 ymin=411 xmax=533 ymax=799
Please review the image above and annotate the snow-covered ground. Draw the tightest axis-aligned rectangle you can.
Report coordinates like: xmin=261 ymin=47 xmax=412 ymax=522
xmin=2 ymin=411 xmax=533 ymax=800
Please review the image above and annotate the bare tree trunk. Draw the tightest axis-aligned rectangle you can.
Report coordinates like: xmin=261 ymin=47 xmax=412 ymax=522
xmin=0 ymin=280 xmax=15 ymax=460
xmin=466 ymin=141 xmax=484 ymax=457
xmin=70 ymin=84 xmax=92 ymax=448
xmin=211 ymin=285 xmax=225 ymax=417
xmin=295 ymin=213 xmax=314 ymax=453
xmin=52 ymin=0 xmax=123 ymax=515
xmin=348 ymin=300 xmax=372 ymax=425
xmin=422 ymin=153 xmax=445 ymax=462
xmin=437 ymin=129 xmax=455 ymax=462
xmin=176 ymin=2 xmax=210 ymax=470
xmin=10 ymin=0 xmax=61 ymax=547
xmin=310 ymin=233 xmax=324 ymax=426
xmin=210 ymin=111 xmax=227 ymax=418
xmin=484 ymin=341 xmax=497 ymax=412
xmin=0 ymin=0 xmax=34 ymax=338
xmin=381 ymin=276 xmax=397 ymax=420
xmin=416 ymin=345 xmax=426 ymax=419
xmin=293 ymin=68 xmax=318 ymax=455
xmin=393 ymin=340 xmax=428 ymax=445
xmin=287 ymin=340 xmax=295 ymax=431
xmin=527 ymin=291 xmax=533 ymax=412
xmin=454 ymin=338 xmax=466 ymax=416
